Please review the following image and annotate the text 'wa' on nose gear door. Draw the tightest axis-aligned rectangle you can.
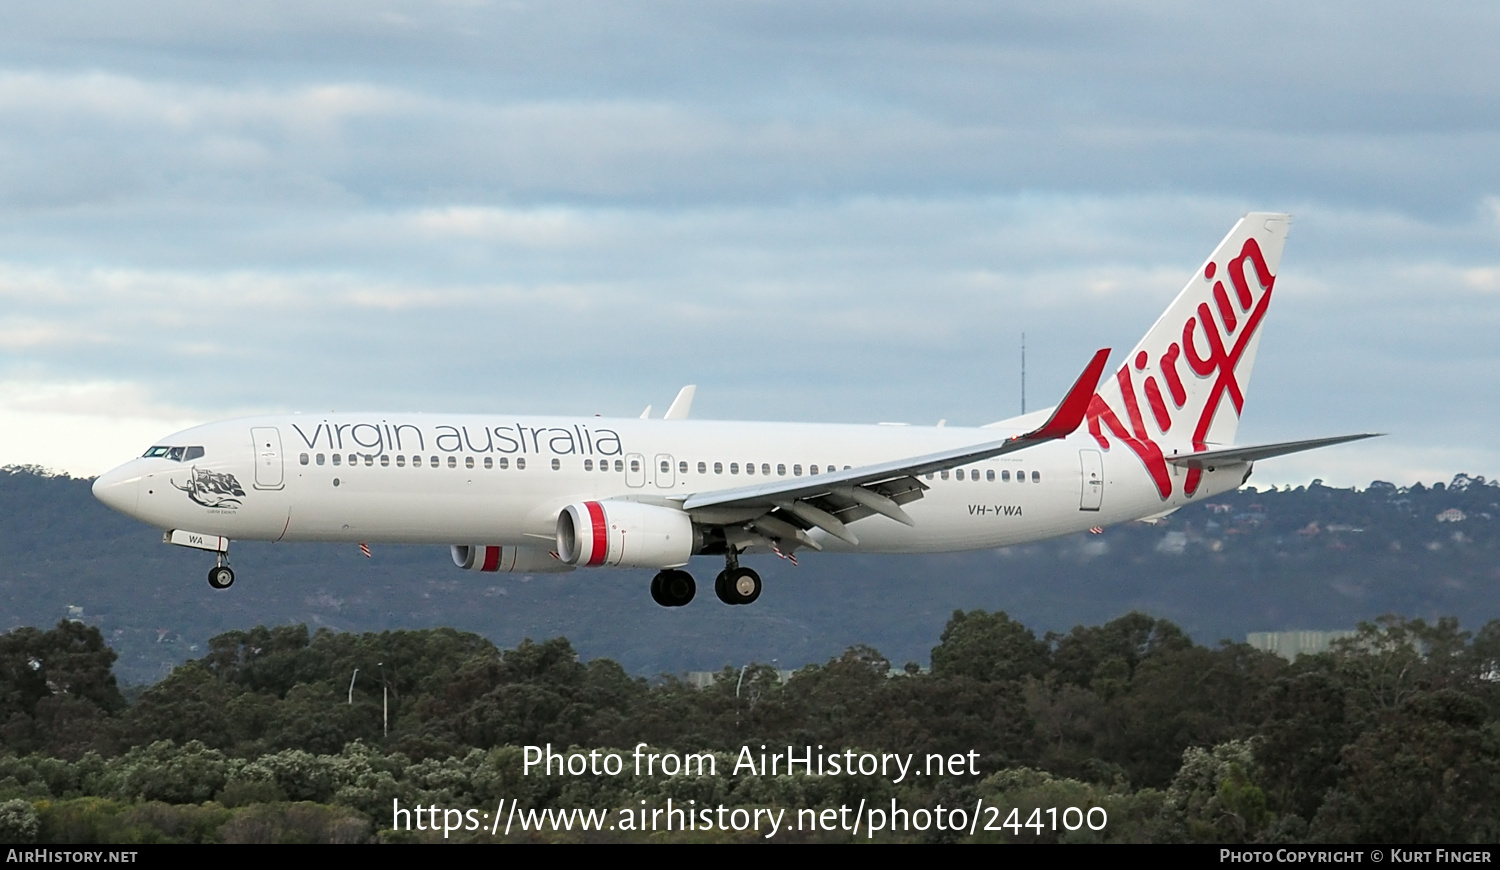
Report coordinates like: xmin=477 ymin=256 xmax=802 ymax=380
xmin=1079 ymin=449 xmax=1103 ymax=511
xmin=251 ymin=427 xmax=285 ymax=490
xmin=655 ymin=454 xmax=675 ymax=488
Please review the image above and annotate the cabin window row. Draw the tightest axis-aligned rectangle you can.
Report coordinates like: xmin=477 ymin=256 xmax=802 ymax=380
xmin=299 ymin=452 xmax=556 ymax=470
xmin=296 ymin=452 xmax=1036 ymax=482
xmin=927 ymin=468 xmax=1041 ymax=483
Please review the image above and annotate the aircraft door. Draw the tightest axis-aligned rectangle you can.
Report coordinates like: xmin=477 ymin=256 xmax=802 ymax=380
xmin=655 ymin=454 xmax=675 ymax=488
xmin=1079 ymin=449 xmax=1103 ymax=511
xmin=252 ymin=427 xmax=285 ymax=490
xmin=625 ymin=453 xmax=646 ymax=488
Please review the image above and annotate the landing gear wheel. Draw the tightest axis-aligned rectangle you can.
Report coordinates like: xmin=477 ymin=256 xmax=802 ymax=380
xmin=650 ymin=569 xmax=696 ymax=607
xmin=207 ymin=565 xmax=235 ymax=590
xmin=715 ymin=567 xmax=761 ymax=605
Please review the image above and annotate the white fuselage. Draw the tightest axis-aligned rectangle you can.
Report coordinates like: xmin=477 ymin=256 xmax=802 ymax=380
xmin=92 ymin=412 xmax=1247 ymax=557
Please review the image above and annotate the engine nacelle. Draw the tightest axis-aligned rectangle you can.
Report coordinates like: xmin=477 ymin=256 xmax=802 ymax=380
xmin=556 ymin=500 xmax=694 ymax=568
xmin=450 ymin=545 xmax=573 ymax=574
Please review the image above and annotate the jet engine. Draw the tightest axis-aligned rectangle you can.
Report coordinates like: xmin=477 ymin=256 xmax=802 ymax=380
xmin=556 ymin=500 xmax=694 ymax=568
xmin=450 ymin=545 xmax=573 ymax=574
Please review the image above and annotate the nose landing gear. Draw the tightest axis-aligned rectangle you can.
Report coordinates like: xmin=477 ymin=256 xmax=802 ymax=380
xmin=207 ymin=551 xmax=234 ymax=589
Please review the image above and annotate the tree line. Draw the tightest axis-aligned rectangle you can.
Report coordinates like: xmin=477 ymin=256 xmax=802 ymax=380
xmin=0 ymin=610 xmax=1496 ymax=842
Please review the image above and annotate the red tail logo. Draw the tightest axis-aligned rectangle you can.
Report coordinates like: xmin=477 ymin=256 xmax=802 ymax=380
xmin=1085 ymin=237 xmax=1277 ymax=499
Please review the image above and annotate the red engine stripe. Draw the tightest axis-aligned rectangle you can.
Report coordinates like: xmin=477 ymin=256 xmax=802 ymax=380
xmin=482 ymin=546 xmax=501 ymax=572
xmin=585 ymin=501 xmax=608 ymax=566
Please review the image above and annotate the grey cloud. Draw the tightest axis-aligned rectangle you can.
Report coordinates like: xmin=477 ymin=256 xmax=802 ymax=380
xmin=0 ymin=4 xmax=1495 ymax=485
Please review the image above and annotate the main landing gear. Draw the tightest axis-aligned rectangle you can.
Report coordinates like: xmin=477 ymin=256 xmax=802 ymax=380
xmin=649 ymin=551 xmax=762 ymax=608
xmin=650 ymin=569 xmax=695 ymax=607
xmin=207 ymin=551 xmax=235 ymax=590
xmin=714 ymin=549 xmax=761 ymax=606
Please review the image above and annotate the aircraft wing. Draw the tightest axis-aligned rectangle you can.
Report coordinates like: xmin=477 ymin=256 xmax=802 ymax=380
xmin=1164 ymin=433 xmax=1383 ymax=470
xmin=680 ymin=349 xmax=1111 ymax=549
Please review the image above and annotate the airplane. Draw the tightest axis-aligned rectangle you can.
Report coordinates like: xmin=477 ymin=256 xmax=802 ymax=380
xmin=91 ymin=213 xmax=1377 ymax=607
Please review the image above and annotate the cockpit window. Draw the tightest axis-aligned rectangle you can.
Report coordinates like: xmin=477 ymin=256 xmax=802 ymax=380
xmin=143 ymin=445 xmax=206 ymax=462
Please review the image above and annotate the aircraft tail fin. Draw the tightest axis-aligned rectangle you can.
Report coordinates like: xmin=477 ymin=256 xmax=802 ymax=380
xmin=1085 ymin=213 xmax=1291 ymax=498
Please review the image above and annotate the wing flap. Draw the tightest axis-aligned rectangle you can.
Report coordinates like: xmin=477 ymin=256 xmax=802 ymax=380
xmin=682 ymin=348 xmax=1111 ymax=520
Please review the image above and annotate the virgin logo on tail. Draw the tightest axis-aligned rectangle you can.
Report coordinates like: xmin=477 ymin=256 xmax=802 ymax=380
xmin=1086 ymin=237 xmax=1277 ymax=500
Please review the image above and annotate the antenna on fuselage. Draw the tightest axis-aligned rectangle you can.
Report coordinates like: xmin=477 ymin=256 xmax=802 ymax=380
xmin=1021 ymin=331 xmax=1027 ymax=415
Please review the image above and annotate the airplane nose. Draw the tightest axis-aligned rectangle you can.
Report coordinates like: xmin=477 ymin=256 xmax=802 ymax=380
xmin=93 ymin=462 xmax=141 ymax=516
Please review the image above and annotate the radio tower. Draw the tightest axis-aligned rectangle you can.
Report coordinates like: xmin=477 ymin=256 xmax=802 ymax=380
xmin=1020 ymin=332 xmax=1027 ymax=415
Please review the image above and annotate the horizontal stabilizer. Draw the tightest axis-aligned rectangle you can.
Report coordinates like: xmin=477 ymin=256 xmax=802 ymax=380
xmin=1165 ymin=434 xmax=1382 ymax=470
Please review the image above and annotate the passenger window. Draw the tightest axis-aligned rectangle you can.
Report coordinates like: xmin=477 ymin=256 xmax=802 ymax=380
xmin=348 ymin=454 xmax=358 ymax=466
xmin=714 ymin=462 xmax=722 ymax=474
xmin=316 ymin=454 xmax=325 ymax=466
xmin=584 ymin=459 xmax=593 ymax=471
xmin=484 ymin=457 xmax=492 ymax=469
xmin=761 ymin=463 xmax=770 ymax=476
xmin=746 ymin=463 xmax=755 ymax=476
xmin=364 ymin=455 xmax=374 ymax=466
xmin=730 ymin=463 xmax=739 ymax=474
xmin=332 ymin=454 xmax=342 ymax=466
xmin=498 ymin=457 xmax=509 ymax=469
xmin=660 ymin=460 xmax=669 ymax=473
xmin=551 ymin=458 xmax=561 ymax=471
xmin=1001 ymin=470 xmax=1010 ymax=481
xmin=1016 ymin=469 xmax=1024 ymax=482
xmin=613 ymin=459 xmax=623 ymax=472
xmin=777 ymin=464 xmax=786 ymax=476
xmin=430 ymin=456 xmax=439 ymax=468
xmin=697 ymin=461 xmax=706 ymax=474
xmin=300 ymin=453 xmax=309 ymax=466
xmin=631 ymin=459 xmax=641 ymax=472
xmin=1032 ymin=471 xmax=1041 ymax=483
xmin=412 ymin=455 xmax=422 ymax=467
xmin=380 ymin=455 xmax=390 ymax=467
xmin=810 ymin=465 xmax=819 ymax=475
xmin=680 ymin=461 xmax=689 ymax=474
xmin=940 ymin=470 xmax=949 ymax=480
xmin=397 ymin=455 xmax=406 ymax=467
xmin=986 ymin=469 xmax=994 ymax=482
xmin=184 ymin=447 xmax=205 ymax=461
xmin=793 ymin=464 xmax=802 ymax=476
xmin=925 ymin=472 xmax=934 ymax=480
xmin=517 ymin=458 xmax=527 ymax=470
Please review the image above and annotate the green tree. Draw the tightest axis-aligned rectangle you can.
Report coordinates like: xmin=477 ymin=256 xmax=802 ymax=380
xmin=931 ymin=610 xmax=1049 ymax=683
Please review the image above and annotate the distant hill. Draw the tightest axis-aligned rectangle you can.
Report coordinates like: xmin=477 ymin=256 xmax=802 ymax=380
xmin=1 ymin=466 xmax=1496 ymax=686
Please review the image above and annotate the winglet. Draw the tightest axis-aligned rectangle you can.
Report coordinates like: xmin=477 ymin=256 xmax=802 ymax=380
xmin=1020 ymin=348 xmax=1111 ymax=441
xmin=663 ymin=385 xmax=697 ymax=420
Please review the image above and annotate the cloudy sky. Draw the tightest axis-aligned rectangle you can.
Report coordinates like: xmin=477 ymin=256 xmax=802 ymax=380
xmin=0 ymin=1 xmax=1495 ymax=487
